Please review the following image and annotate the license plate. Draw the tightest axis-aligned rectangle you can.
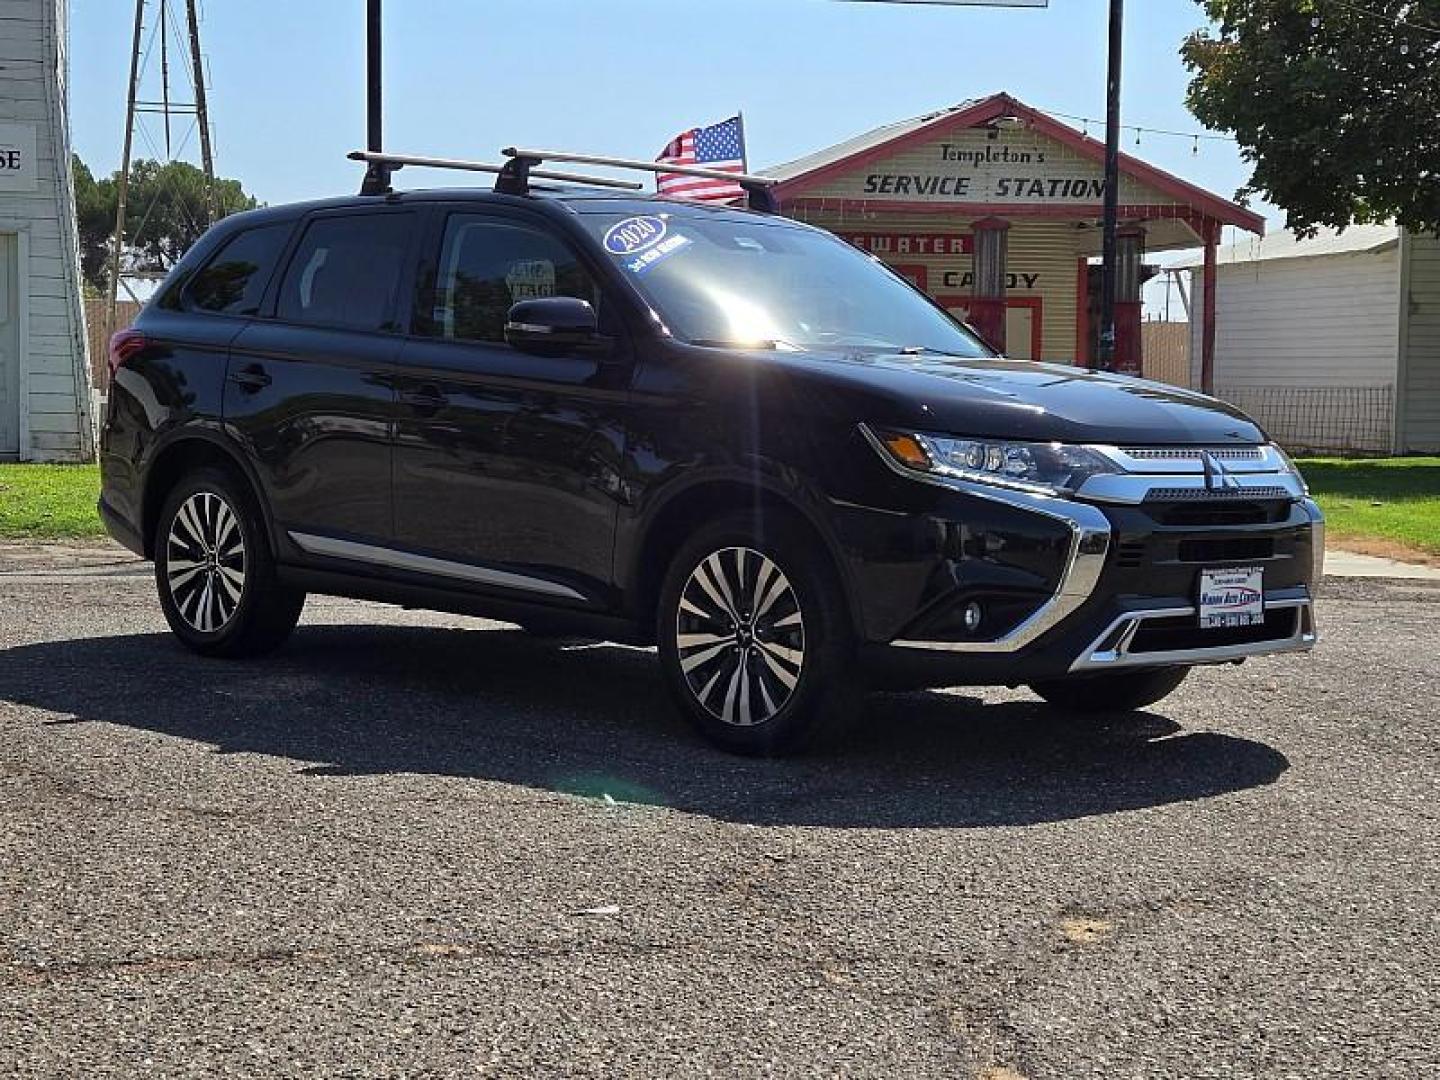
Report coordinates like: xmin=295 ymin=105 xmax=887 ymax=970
xmin=1199 ymin=566 xmax=1265 ymax=628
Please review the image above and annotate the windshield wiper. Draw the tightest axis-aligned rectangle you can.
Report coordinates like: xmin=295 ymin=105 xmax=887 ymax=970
xmin=690 ymin=338 xmax=804 ymax=352
xmin=692 ymin=338 xmax=778 ymax=350
xmin=898 ymin=345 xmax=969 ymax=357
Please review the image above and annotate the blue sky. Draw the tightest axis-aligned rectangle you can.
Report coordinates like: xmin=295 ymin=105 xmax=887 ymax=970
xmin=68 ymin=0 xmax=1265 ymax=299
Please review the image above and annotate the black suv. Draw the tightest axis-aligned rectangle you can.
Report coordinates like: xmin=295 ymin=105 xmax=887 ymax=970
xmin=99 ymin=178 xmax=1322 ymax=754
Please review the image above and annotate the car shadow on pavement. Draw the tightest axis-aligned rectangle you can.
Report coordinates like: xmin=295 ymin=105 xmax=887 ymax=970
xmin=0 ymin=623 xmax=1289 ymax=828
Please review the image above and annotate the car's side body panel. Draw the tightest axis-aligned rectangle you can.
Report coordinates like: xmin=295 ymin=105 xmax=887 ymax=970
xmin=224 ymin=319 xmax=400 ymax=552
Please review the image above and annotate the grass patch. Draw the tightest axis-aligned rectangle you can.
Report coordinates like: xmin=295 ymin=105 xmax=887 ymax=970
xmin=1297 ymin=457 xmax=1440 ymax=558
xmin=0 ymin=457 xmax=1435 ymax=557
xmin=0 ymin=463 xmax=105 ymax=539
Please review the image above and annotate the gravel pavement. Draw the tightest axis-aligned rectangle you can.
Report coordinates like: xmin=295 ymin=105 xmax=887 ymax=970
xmin=1 ymin=541 xmax=1437 ymax=1078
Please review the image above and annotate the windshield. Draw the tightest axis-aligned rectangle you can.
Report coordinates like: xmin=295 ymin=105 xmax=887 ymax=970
xmin=580 ymin=211 xmax=993 ymax=357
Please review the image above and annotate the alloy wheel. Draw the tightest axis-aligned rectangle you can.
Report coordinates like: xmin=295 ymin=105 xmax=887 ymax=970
xmin=675 ymin=546 xmax=805 ymax=726
xmin=165 ymin=491 xmax=246 ymax=633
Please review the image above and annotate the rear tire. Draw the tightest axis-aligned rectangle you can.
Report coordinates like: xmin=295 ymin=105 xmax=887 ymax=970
xmin=1028 ymin=667 xmax=1189 ymax=714
xmin=154 ymin=466 xmax=305 ymax=658
xmin=656 ymin=511 xmax=859 ymax=756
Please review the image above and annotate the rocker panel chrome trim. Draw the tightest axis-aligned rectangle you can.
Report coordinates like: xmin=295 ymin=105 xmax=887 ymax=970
xmin=288 ymin=532 xmax=587 ymax=601
xmin=859 ymin=424 xmax=1113 ymax=655
xmin=1069 ymin=596 xmax=1317 ymax=673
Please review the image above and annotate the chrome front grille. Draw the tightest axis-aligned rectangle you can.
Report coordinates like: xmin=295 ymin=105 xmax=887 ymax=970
xmin=1145 ymin=485 xmax=1293 ymax=502
xmin=1120 ymin=447 xmax=1265 ymax=461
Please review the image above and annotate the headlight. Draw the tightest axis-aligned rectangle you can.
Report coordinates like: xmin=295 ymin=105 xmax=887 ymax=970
xmin=1270 ymin=443 xmax=1310 ymax=495
xmin=869 ymin=427 xmax=1121 ymax=497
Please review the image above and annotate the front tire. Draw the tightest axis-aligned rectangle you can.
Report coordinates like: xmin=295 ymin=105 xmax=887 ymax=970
xmin=154 ymin=467 xmax=305 ymax=658
xmin=657 ymin=512 xmax=859 ymax=756
xmin=1028 ymin=666 xmax=1189 ymax=714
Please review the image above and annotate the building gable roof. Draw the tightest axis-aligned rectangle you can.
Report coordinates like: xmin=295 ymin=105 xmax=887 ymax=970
xmin=1175 ymin=223 xmax=1399 ymax=269
xmin=765 ymin=92 xmax=1265 ymax=235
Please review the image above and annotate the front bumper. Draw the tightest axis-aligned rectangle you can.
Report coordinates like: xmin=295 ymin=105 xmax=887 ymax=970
xmin=839 ymin=434 xmax=1322 ymax=687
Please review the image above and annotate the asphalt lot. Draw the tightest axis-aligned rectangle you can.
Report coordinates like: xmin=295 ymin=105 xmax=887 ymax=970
xmin=1 ymin=541 xmax=1437 ymax=1078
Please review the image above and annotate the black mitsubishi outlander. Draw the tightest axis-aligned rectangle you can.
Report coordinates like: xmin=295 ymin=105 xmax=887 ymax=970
xmin=99 ymin=156 xmax=1322 ymax=755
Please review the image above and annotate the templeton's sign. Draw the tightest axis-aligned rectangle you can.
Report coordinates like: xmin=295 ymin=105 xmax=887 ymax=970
xmin=816 ymin=129 xmax=1170 ymax=207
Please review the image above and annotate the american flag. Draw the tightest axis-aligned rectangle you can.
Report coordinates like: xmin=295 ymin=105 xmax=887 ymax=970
xmin=656 ymin=116 xmax=747 ymax=203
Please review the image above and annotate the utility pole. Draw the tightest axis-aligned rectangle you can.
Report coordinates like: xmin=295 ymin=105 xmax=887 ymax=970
xmin=107 ymin=0 xmax=145 ymax=346
xmin=185 ymin=0 xmax=217 ymax=223
xmin=1096 ymin=0 xmax=1123 ymax=370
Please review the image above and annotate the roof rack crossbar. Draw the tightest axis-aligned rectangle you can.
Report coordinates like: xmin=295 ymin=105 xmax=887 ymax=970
xmin=501 ymin=147 xmax=780 ymax=213
xmin=347 ymin=150 xmax=645 ymax=194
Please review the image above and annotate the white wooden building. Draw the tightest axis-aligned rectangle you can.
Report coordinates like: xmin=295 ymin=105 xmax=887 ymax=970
xmin=0 ymin=0 xmax=94 ymax=461
xmin=1185 ymin=224 xmax=1440 ymax=455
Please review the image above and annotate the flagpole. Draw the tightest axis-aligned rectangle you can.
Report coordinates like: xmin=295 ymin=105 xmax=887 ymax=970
xmin=737 ymin=110 xmax=750 ymax=172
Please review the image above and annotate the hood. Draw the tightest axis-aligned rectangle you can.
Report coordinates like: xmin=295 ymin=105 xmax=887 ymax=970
xmin=772 ymin=351 xmax=1266 ymax=446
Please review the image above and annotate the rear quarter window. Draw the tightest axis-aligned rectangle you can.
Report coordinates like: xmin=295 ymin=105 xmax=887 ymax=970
xmin=185 ymin=223 xmax=293 ymax=315
xmin=275 ymin=213 xmax=415 ymax=333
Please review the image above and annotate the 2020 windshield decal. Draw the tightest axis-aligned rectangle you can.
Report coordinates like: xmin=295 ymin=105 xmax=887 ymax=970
xmin=603 ymin=215 xmax=669 ymax=256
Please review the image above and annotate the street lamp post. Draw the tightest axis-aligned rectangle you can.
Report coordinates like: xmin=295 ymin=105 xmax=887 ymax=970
xmin=367 ymin=0 xmax=382 ymax=154
xmin=1097 ymin=0 xmax=1123 ymax=370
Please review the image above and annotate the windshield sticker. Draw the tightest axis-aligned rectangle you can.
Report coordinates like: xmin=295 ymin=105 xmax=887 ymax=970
xmin=604 ymin=215 xmax=669 ymax=256
xmin=622 ymin=233 xmax=691 ymax=275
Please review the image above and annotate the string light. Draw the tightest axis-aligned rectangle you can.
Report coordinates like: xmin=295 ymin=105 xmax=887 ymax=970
xmin=1039 ymin=105 xmax=1237 ymax=147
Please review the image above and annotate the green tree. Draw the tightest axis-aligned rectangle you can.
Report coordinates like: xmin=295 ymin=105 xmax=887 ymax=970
xmin=1182 ymin=0 xmax=1440 ymax=235
xmin=70 ymin=155 xmax=261 ymax=293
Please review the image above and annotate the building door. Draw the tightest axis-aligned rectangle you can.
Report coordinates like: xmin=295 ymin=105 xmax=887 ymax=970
xmin=1005 ymin=304 xmax=1036 ymax=361
xmin=0 ymin=233 xmax=20 ymax=457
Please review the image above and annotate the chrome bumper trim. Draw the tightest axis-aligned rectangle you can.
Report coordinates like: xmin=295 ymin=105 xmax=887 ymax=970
xmin=859 ymin=424 xmax=1113 ymax=655
xmin=1068 ymin=595 xmax=1317 ymax=673
xmin=288 ymin=531 xmax=587 ymax=601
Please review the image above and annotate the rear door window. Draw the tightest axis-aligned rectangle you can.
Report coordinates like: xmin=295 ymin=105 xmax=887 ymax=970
xmin=276 ymin=213 xmax=415 ymax=332
xmin=186 ymin=223 xmax=293 ymax=315
xmin=415 ymin=216 xmax=599 ymax=343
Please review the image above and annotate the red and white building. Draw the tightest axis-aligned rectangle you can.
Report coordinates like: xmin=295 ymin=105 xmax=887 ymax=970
xmin=765 ymin=92 xmax=1263 ymax=388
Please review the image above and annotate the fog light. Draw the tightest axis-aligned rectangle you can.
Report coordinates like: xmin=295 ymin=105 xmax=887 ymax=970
xmin=962 ymin=602 xmax=983 ymax=633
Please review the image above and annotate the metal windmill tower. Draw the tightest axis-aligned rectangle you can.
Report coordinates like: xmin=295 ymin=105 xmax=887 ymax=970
xmin=106 ymin=0 xmax=216 ymax=334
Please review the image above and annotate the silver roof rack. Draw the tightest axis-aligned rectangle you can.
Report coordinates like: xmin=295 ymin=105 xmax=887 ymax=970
xmin=348 ymin=150 xmax=645 ymax=196
xmin=499 ymin=147 xmax=779 ymax=212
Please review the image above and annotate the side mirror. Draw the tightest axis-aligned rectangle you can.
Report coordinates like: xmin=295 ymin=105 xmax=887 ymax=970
xmin=505 ymin=297 xmax=601 ymax=355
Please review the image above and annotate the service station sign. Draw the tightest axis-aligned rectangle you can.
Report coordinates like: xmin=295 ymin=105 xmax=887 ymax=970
xmin=821 ymin=129 xmax=1172 ymax=207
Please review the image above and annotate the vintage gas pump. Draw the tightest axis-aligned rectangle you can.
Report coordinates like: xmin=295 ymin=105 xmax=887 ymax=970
xmin=1113 ymin=225 xmax=1144 ymax=375
xmin=968 ymin=217 xmax=1009 ymax=353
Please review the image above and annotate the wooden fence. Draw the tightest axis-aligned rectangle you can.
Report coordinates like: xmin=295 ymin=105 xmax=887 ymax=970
xmin=1141 ymin=321 xmax=1192 ymax=389
xmin=83 ymin=298 xmax=143 ymax=389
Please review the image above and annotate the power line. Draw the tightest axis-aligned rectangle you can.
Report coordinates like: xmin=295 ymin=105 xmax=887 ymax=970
xmin=1326 ymin=0 xmax=1440 ymax=37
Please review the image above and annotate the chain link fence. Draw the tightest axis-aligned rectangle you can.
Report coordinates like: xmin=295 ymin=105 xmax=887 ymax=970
xmin=1214 ymin=385 xmax=1394 ymax=455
